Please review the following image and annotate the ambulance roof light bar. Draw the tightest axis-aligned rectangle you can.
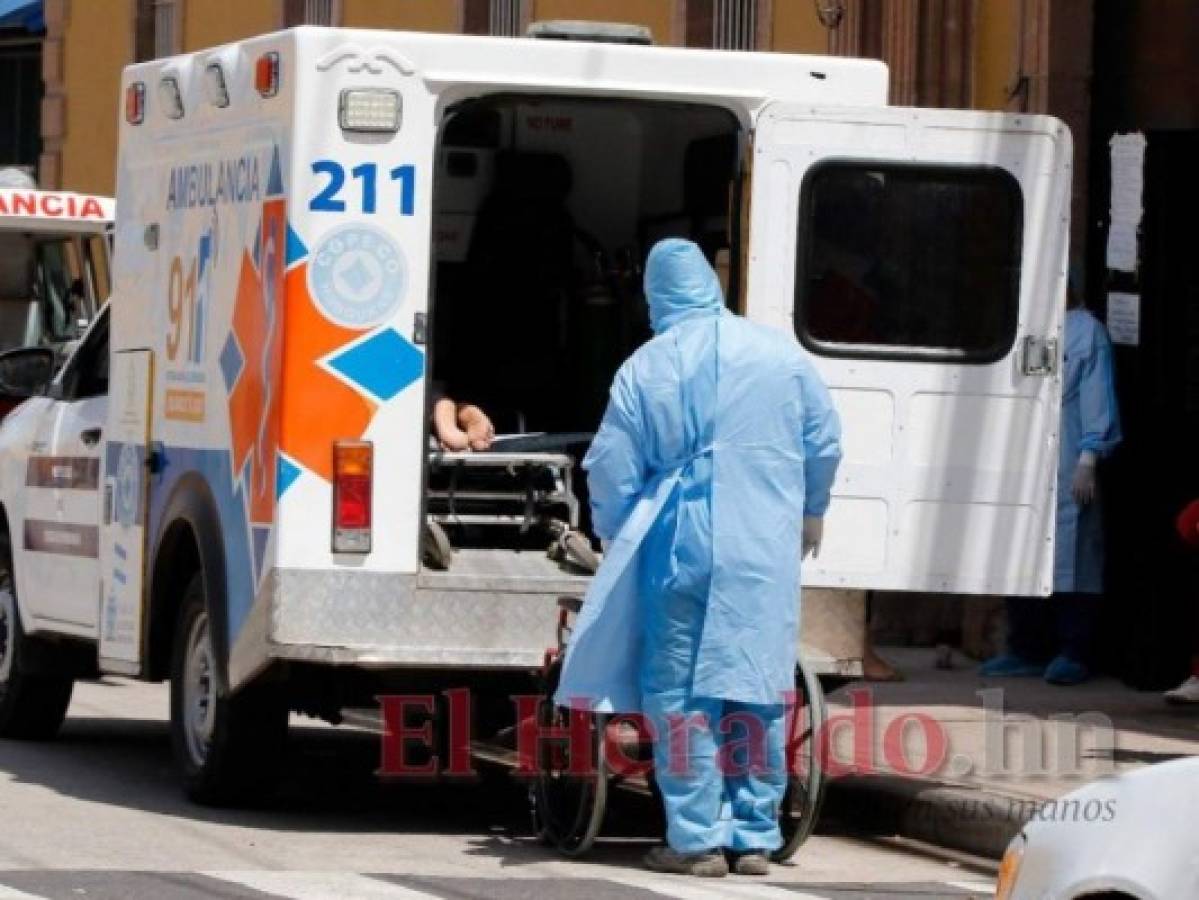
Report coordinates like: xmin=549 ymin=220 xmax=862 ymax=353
xmin=526 ymin=20 xmax=654 ymax=45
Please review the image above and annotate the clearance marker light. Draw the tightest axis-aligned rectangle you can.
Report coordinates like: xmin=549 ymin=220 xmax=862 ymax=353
xmin=158 ymin=76 xmax=184 ymax=120
xmin=332 ymin=440 xmax=373 ymax=554
xmin=204 ymin=62 xmax=230 ymax=108
xmin=255 ymin=51 xmax=280 ymax=98
xmin=125 ymin=82 xmax=146 ymax=124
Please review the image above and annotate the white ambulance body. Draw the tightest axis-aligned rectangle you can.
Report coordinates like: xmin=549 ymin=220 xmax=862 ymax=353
xmin=0 ymin=26 xmax=1068 ymax=799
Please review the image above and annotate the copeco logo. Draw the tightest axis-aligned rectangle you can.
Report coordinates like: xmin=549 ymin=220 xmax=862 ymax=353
xmin=308 ymin=223 xmax=407 ymax=328
xmin=114 ymin=442 xmax=141 ymax=529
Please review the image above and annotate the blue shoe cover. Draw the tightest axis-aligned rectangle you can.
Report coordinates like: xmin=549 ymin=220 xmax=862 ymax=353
xmin=979 ymin=653 xmax=1045 ymax=677
xmin=1044 ymin=655 xmax=1089 ymax=686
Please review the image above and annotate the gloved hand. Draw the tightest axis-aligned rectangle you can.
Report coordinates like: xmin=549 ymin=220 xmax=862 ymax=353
xmin=1072 ymin=451 xmax=1097 ymax=505
xmin=802 ymin=516 xmax=824 ymax=559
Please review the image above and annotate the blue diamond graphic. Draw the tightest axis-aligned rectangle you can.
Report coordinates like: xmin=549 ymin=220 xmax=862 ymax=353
xmin=277 ymin=454 xmax=301 ymax=498
xmin=220 ymin=334 xmax=244 ymax=390
xmin=327 ymin=329 xmax=424 ymax=401
xmin=286 ymin=224 xmax=307 ymax=266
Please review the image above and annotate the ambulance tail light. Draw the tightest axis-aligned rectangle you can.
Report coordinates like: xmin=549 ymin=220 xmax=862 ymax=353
xmin=255 ymin=52 xmax=280 ymax=98
xmin=125 ymin=82 xmax=146 ymax=125
xmin=333 ymin=441 xmax=372 ymax=554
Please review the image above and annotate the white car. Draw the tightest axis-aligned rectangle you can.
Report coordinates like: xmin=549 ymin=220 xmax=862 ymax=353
xmin=996 ymin=757 xmax=1199 ymax=900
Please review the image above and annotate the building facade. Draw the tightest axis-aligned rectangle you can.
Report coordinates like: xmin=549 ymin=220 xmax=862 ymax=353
xmin=40 ymin=0 xmax=1060 ymax=199
xmin=0 ymin=0 xmax=43 ymax=176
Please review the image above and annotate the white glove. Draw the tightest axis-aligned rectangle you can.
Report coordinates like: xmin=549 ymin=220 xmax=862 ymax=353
xmin=1072 ymin=451 xmax=1097 ymax=506
xmin=802 ymin=516 xmax=824 ymax=559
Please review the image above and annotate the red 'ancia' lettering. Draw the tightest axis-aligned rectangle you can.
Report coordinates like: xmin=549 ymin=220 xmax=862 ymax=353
xmin=0 ymin=192 xmax=107 ymax=221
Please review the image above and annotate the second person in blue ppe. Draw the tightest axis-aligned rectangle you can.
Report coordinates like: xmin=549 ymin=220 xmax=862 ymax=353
xmin=982 ymin=285 xmax=1122 ymax=685
xmin=555 ymin=239 xmax=842 ymax=878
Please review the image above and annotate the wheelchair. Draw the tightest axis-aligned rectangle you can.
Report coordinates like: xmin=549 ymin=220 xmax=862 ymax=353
xmin=530 ymin=597 xmax=829 ymax=860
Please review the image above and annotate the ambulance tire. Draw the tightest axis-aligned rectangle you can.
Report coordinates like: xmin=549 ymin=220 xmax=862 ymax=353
xmin=170 ymin=573 xmax=287 ymax=806
xmin=531 ymin=658 xmax=608 ymax=856
xmin=0 ymin=538 xmax=74 ymax=740
xmin=773 ymin=659 xmax=828 ymax=862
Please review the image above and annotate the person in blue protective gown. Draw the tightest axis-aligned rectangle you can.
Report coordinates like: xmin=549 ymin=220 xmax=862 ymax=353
xmin=554 ymin=239 xmax=842 ymax=877
xmin=981 ymin=285 xmax=1122 ymax=685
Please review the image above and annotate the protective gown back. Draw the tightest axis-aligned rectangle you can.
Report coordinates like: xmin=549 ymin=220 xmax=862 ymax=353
xmin=555 ymin=239 xmax=842 ymax=712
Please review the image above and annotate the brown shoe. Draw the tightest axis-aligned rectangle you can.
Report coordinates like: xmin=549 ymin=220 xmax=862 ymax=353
xmin=643 ymin=846 xmax=729 ymax=878
xmin=732 ymin=851 xmax=770 ymax=876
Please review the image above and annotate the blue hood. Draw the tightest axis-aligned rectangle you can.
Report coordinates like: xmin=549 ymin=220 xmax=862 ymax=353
xmin=644 ymin=239 xmax=725 ymax=334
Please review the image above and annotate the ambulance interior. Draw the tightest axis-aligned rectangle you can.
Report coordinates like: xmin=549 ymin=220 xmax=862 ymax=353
xmin=424 ymin=96 xmax=741 ymax=572
xmin=0 ymin=230 xmax=109 ymax=354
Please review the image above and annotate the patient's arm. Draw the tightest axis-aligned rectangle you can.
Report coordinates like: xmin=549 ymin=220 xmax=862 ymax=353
xmin=433 ymin=398 xmax=471 ymax=451
xmin=457 ymin=404 xmax=495 ymax=451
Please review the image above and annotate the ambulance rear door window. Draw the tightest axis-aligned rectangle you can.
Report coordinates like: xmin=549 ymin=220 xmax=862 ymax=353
xmin=795 ymin=162 xmax=1023 ymax=363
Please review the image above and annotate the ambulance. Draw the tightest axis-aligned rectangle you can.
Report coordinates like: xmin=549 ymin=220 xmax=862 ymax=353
xmin=0 ymin=183 xmax=113 ymax=414
xmin=0 ymin=23 xmax=1068 ymax=803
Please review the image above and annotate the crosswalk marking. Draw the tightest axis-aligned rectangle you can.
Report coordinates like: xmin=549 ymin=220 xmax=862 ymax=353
xmin=206 ymin=871 xmax=443 ymax=899
xmin=946 ymin=879 xmax=996 ymax=895
xmin=0 ymin=888 xmax=47 ymax=900
xmin=605 ymin=871 xmax=827 ymax=900
xmin=0 ymin=871 xmax=989 ymax=899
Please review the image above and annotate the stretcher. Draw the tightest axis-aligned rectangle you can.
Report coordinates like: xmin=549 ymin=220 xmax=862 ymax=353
xmin=424 ymin=434 xmax=599 ymax=573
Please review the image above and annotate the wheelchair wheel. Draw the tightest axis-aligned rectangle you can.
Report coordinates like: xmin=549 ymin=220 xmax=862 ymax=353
xmin=531 ymin=659 xmax=608 ymax=856
xmin=773 ymin=658 xmax=828 ymax=862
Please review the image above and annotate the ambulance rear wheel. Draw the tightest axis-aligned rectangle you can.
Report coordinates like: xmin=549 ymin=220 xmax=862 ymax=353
xmin=0 ymin=540 xmax=73 ymax=740
xmin=773 ymin=659 xmax=828 ymax=862
xmin=531 ymin=659 xmax=608 ymax=856
xmin=170 ymin=573 xmax=287 ymax=806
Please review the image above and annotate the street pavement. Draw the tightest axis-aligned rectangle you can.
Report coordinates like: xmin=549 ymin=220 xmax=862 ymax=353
xmin=0 ymin=678 xmax=995 ymax=899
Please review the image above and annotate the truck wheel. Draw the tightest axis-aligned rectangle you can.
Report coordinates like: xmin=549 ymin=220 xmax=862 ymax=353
xmin=0 ymin=559 xmax=74 ymax=740
xmin=169 ymin=572 xmax=286 ymax=805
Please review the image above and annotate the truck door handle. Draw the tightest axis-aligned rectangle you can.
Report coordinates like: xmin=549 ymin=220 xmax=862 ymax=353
xmin=80 ymin=427 xmax=102 ymax=447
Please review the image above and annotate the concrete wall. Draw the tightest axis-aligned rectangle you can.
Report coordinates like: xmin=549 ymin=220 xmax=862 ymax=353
xmin=45 ymin=0 xmax=131 ymax=194
xmin=342 ymin=0 xmax=459 ymax=34
xmin=770 ymin=0 xmax=829 ymax=55
xmin=971 ymin=0 xmax=1019 ymax=111
xmin=185 ymin=0 xmax=279 ymax=50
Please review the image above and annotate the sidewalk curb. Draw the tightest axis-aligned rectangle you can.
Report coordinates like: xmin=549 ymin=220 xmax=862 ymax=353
xmin=824 ymin=774 xmax=1034 ymax=860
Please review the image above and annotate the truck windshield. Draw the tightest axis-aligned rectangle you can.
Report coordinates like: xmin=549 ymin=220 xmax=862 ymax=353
xmin=0 ymin=230 xmax=109 ymax=352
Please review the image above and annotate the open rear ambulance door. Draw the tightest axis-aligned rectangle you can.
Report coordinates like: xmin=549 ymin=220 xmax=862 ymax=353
xmin=98 ymin=349 xmax=154 ymax=671
xmin=747 ymin=105 xmax=1071 ymax=596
